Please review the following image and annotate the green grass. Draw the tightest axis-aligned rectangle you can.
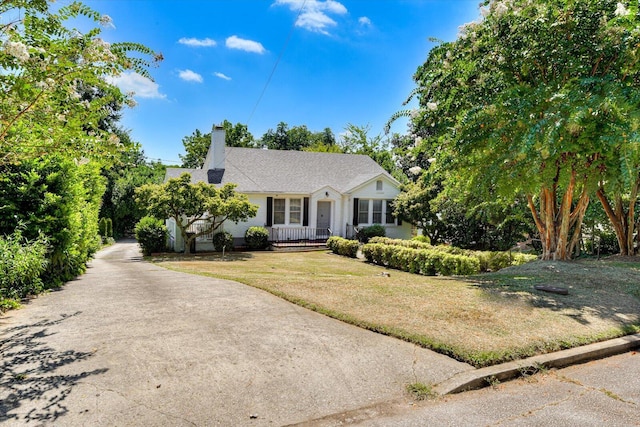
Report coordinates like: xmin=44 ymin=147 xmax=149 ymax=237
xmin=154 ymin=251 xmax=640 ymax=367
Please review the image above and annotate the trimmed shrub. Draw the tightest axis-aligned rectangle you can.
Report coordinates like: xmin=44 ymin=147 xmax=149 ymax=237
xmin=134 ymin=216 xmax=167 ymax=256
xmin=327 ymin=236 xmax=359 ymax=258
xmin=357 ymin=224 xmax=386 ymax=243
xmin=105 ymin=218 xmax=113 ymax=238
xmin=213 ymin=231 xmax=234 ymax=252
xmin=362 ymin=242 xmax=480 ymax=276
xmin=244 ymin=226 xmax=269 ymax=250
xmin=412 ymin=235 xmax=431 ymax=244
xmin=99 ymin=218 xmax=108 ymax=237
xmin=0 ymin=230 xmax=49 ymax=300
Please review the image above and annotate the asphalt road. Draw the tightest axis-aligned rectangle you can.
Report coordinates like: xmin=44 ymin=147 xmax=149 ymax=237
xmin=1 ymin=241 xmax=639 ymax=426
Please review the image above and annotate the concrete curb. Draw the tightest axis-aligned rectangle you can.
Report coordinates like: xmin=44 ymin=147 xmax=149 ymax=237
xmin=434 ymin=333 xmax=640 ymax=395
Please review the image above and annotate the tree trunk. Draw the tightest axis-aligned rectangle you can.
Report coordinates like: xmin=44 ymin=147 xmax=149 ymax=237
xmin=527 ymin=171 xmax=589 ymax=260
xmin=596 ymin=178 xmax=639 ymax=256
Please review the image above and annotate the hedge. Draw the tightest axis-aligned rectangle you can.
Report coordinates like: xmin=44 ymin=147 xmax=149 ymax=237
xmin=367 ymin=237 xmax=537 ymax=272
xmin=327 ymin=236 xmax=359 ymax=258
xmin=362 ymin=243 xmax=480 ymax=276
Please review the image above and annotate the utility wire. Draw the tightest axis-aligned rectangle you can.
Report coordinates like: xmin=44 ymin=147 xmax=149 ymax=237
xmin=246 ymin=0 xmax=307 ymax=126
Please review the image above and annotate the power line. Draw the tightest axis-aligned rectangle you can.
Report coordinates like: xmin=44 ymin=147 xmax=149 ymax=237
xmin=246 ymin=0 xmax=307 ymax=126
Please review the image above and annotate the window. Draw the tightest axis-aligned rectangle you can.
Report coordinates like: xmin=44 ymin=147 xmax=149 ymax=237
xmin=372 ymin=200 xmax=383 ymax=224
xmin=385 ymin=200 xmax=395 ymax=224
xmin=358 ymin=199 xmax=369 ymax=224
xmin=376 ymin=180 xmax=383 ymax=191
xmin=273 ymin=199 xmax=285 ymax=225
xmin=289 ymin=198 xmax=301 ymax=224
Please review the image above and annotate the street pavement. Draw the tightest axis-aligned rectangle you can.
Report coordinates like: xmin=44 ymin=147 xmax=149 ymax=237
xmin=1 ymin=241 xmax=639 ymax=426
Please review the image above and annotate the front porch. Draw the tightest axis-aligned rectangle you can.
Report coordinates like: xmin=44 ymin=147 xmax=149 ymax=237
xmin=268 ymin=227 xmax=332 ymax=249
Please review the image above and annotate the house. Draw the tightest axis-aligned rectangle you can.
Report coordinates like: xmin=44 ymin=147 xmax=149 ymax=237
xmin=165 ymin=125 xmax=412 ymax=252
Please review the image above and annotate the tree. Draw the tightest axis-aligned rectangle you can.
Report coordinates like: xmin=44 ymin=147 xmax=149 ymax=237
xmin=395 ymin=0 xmax=640 ymax=260
xmin=0 ymin=0 xmax=161 ymax=165
xmin=100 ymin=135 xmax=166 ymax=238
xmin=135 ymin=173 xmax=258 ymax=254
xmin=180 ymin=121 xmax=255 ymax=168
xmin=261 ymin=122 xmax=290 ymax=150
xmin=222 ymin=119 xmax=255 ymax=148
xmin=340 ymin=124 xmax=396 ymax=175
xmin=179 ymin=129 xmax=210 ymax=168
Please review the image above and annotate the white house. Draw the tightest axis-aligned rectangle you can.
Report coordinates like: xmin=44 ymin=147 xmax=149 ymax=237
xmin=165 ymin=125 xmax=412 ymax=251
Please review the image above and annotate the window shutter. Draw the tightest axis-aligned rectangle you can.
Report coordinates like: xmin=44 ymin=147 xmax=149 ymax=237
xmin=353 ymin=198 xmax=359 ymax=226
xmin=303 ymin=197 xmax=309 ymax=226
xmin=266 ymin=197 xmax=273 ymax=226
xmin=397 ymin=217 xmax=403 ymax=226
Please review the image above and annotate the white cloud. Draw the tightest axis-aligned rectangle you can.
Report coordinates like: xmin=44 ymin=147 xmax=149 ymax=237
xmin=106 ymin=72 xmax=166 ymax=99
xmin=225 ymin=35 xmax=266 ymax=54
xmin=297 ymin=11 xmax=337 ymax=34
xmin=358 ymin=16 xmax=372 ymax=27
xmin=178 ymin=37 xmax=217 ymax=47
xmin=274 ymin=0 xmax=347 ymax=34
xmin=214 ymin=72 xmax=231 ymax=81
xmin=178 ymin=69 xmax=203 ymax=83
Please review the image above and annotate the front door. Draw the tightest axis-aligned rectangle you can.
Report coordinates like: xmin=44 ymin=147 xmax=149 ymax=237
xmin=316 ymin=201 xmax=331 ymax=231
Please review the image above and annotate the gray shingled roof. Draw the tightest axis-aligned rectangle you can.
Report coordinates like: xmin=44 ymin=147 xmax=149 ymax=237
xmin=165 ymin=147 xmax=396 ymax=194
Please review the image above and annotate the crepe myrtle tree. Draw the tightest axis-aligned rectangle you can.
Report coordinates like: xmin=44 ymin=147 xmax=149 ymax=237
xmin=0 ymin=0 xmax=162 ymax=165
xmin=135 ymin=173 xmax=258 ymax=254
xmin=390 ymin=0 xmax=640 ymax=259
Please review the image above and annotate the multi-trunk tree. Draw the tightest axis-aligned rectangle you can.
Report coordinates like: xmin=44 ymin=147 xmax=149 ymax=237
xmin=135 ymin=173 xmax=258 ymax=255
xmin=399 ymin=0 xmax=640 ymax=259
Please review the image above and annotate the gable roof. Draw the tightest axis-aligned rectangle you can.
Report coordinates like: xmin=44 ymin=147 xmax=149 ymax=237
xmin=165 ymin=147 xmax=397 ymax=194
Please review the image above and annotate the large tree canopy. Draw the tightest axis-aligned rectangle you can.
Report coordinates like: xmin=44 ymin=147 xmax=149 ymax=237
xmin=401 ymin=0 xmax=640 ymax=259
xmin=0 ymin=0 xmax=161 ymax=165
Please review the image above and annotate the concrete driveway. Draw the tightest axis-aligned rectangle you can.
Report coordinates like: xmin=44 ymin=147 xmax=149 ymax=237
xmin=0 ymin=241 xmax=471 ymax=426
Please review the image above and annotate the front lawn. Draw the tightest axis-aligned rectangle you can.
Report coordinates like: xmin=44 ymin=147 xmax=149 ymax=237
xmin=153 ymin=251 xmax=640 ymax=367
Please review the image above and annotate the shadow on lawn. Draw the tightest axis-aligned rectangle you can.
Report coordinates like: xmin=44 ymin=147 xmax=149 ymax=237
xmin=471 ymin=260 xmax=640 ymax=327
xmin=0 ymin=312 xmax=107 ymax=424
xmin=150 ymin=251 xmax=255 ymax=263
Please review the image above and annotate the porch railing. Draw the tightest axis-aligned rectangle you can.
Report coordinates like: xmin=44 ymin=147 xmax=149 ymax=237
xmin=187 ymin=219 xmax=215 ymax=241
xmin=269 ymin=227 xmax=331 ymax=245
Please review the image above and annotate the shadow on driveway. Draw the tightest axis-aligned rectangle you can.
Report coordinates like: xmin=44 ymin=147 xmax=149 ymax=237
xmin=0 ymin=312 xmax=107 ymax=424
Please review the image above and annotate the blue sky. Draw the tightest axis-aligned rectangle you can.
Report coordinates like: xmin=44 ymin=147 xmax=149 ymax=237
xmin=84 ymin=0 xmax=481 ymax=164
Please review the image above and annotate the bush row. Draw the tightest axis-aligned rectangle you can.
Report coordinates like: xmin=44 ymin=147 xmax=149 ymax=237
xmin=0 ymin=230 xmax=49 ymax=301
xmin=367 ymin=237 xmax=537 ymax=272
xmin=362 ymin=243 xmax=480 ymax=276
xmin=327 ymin=236 xmax=359 ymax=258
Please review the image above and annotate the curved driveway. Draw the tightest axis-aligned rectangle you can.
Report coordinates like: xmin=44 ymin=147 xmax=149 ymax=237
xmin=1 ymin=241 xmax=470 ymax=426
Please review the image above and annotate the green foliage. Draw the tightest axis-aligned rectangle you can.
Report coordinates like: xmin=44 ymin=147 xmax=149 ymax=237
xmin=0 ymin=229 xmax=49 ymax=300
xmin=361 ymin=238 xmax=536 ymax=274
xmin=223 ymin=120 xmax=255 ymax=148
xmin=412 ymin=235 xmax=431 ymax=244
xmin=0 ymin=155 xmax=105 ymax=284
xmin=179 ymin=128 xmax=211 ymax=168
xmin=0 ymin=0 xmax=161 ymax=165
xmin=406 ymin=382 xmax=438 ymax=401
xmin=136 ymin=173 xmax=258 ymax=254
xmin=244 ymin=226 xmax=269 ymax=250
xmin=213 ymin=231 xmax=234 ymax=252
xmin=99 ymin=218 xmax=108 ymax=237
xmin=362 ymin=242 xmax=480 ymax=276
xmin=100 ymin=142 xmax=166 ymax=238
xmin=357 ymin=224 xmax=386 ymax=243
xmin=134 ymin=216 xmax=167 ymax=256
xmin=105 ymin=218 xmax=113 ymax=238
xmin=393 ymin=0 xmax=640 ymax=259
xmin=327 ymin=236 xmax=359 ymax=258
